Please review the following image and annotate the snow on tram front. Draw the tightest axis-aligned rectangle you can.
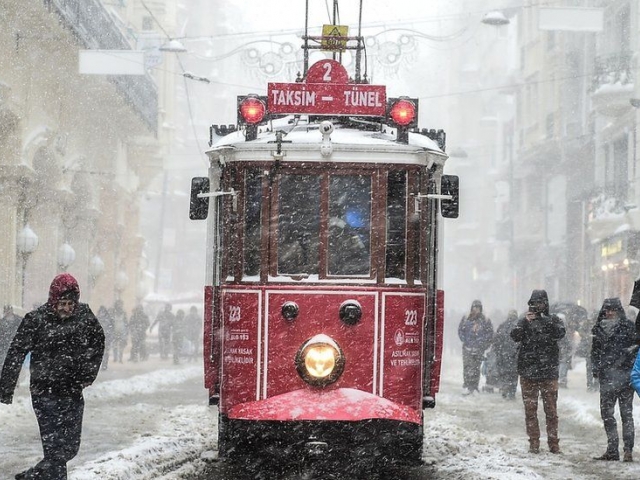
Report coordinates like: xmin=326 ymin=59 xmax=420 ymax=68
xmin=189 ymin=57 xmax=459 ymax=467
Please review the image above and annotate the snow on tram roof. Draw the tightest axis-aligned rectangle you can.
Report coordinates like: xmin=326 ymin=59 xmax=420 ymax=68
xmin=209 ymin=117 xmax=444 ymax=154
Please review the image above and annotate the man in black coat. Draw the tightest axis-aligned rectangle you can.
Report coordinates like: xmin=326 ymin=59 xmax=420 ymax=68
xmin=511 ymin=289 xmax=565 ymax=454
xmin=591 ymin=297 xmax=638 ymax=462
xmin=0 ymin=273 xmax=105 ymax=480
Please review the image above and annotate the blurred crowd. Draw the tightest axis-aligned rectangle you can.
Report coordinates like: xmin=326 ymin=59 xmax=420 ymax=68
xmin=95 ymin=301 xmax=202 ymax=369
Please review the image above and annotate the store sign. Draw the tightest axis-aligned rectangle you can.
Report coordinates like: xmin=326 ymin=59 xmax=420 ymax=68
xmin=601 ymin=239 xmax=623 ymax=258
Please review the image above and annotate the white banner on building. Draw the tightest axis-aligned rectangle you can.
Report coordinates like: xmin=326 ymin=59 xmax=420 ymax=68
xmin=79 ymin=50 xmax=145 ymax=75
xmin=539 ymin=7 xmax=603 ymax=32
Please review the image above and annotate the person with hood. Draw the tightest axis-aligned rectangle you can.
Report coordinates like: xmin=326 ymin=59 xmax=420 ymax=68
xmin=494 ymin=309 xmax=520 ymax=399
xmin=591 ymin=297 xmax=637 ymax=462
xmin=0 ymin=273 xmax=105 ymax=480
xmin=511 ymin=289 xmax=565 ymax=454
xmin=458 ymin=300 xmax=494 ymax=395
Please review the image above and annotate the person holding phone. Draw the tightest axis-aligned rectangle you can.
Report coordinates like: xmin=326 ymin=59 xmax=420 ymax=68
xmin=511 ymin=289 xmax=566 ymax=454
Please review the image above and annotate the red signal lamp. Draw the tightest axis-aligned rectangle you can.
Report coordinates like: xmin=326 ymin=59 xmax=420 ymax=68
xmin=388 ymin=98 xmax=416 ymax=127
xmin=239 ymin=96 xmax=267 ymax=125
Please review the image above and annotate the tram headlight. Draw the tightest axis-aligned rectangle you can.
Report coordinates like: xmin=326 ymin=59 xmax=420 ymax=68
xmin=295 ymin=334 xmax=345 ymax=387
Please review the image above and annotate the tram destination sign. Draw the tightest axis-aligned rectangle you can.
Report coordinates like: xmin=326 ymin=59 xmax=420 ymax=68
xmin=268 ymin=82 xmax=387 ymax=116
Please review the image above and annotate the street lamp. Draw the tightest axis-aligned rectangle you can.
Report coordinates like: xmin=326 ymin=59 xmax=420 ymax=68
xmin=89 ymin=255 xmax=105 ymax=280
xmin=17 ymin=225 xmax=39 ymax=308
xmin=57 ymin=243 xmax=76 ymax=271
xmin=159 ymin=39 xmax=187 ymax=53
xmin=115 ymin=271 xmax=129 ymax=294
xmin=482 ymin=11 xmax=510 ymax=26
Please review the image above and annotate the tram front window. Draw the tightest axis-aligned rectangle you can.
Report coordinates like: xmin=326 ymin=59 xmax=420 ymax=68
xmin=328 ymin=175 xmax=371 ymax=276
xmin=278 ymin=174 xmax=320 ymax=275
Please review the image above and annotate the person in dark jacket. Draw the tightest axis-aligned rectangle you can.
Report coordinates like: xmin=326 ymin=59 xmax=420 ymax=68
xmin=0 ymin=305 xmax=23 ymax=368
xmin=591 ymin=297 xmax=638 ymax=462
xmin=0 ymin=273 xmax=105 ymax=480
xmin=150 ymin=303 xmax=175 ymax=360
xmin=128 ymin=305 xmax=150 ymax=362
xmin=458 ymin=300 xmax=494 ymax=395
xmin=511 ymin=289 xmax=565 ymax=454
xmin=494 ymin=309 xmax=520 ymax=399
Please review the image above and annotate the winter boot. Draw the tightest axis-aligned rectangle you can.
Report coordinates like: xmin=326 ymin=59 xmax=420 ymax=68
xmin=529 ymin=440 xmax=540 ymax=454
xmin=549 ymin=439 xmax=561 ymax=454
xmin=623 ymin=451 xmax=633 ymax=462
xmin=593 ymin=451 xmax=619 ymax=461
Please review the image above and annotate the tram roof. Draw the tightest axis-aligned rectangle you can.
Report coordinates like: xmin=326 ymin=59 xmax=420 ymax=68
xmin=206 ymin=116 xmax=448 ymax=166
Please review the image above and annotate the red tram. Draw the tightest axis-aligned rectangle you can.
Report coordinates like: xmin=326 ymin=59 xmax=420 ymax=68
xmin=189 ymin=26 xmax=458 ymax=468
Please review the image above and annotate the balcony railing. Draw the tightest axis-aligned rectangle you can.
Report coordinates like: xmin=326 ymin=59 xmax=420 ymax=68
xmin=46 ymin=0 xmax=158 ymax=133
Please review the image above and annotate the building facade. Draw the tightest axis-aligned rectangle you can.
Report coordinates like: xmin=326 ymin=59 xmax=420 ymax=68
xmin=0 ymin=0 xmax=180 ymax=313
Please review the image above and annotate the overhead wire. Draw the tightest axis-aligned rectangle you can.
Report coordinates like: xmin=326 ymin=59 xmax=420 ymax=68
xmin=140 ymin=0 xmax=209 ymax=166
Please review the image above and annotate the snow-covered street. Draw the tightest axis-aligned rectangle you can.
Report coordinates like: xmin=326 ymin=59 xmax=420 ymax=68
xmin=2 ymin=350 xmax=640 ymax=479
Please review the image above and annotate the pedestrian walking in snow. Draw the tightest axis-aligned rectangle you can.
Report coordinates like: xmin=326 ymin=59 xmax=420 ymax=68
xmin=511 ymin=289 xmax=565 ymax=454
xmin=0 ymin=305 xmax=22 ymax=368
xmin=110 ymin=300 xmax=128 ymax=363
xmin=591 ymin=297 xmax=638 ymax=462
xmin=458 ymin=300 xmax=493 ymax=395
xmin=0 ymin=273 xmax=105 ymax=480
xmin=128 ymin=305 xmax=150 ymax=362
xmin=494 ymin=309 xmax=520 ymax=399
xmin=96 ymin=306 xmax=114 ymax=370
xmin=172 ymin=309 xmax=186 ymax=365
xmin=184 ymin=306 xmax=201 ymax=362
xmin=150 ymin=303 xmax=175 ymax=360
xmin=577 ymin=310 xmax=600 ymax=392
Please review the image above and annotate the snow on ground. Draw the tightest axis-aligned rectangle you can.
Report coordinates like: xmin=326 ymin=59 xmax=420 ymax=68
xmin=2 ymin=350 xmax=640 ymax=479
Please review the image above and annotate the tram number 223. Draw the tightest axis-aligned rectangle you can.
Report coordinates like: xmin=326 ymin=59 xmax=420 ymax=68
xmin=404 ymin=310 xmax=418 ymax=326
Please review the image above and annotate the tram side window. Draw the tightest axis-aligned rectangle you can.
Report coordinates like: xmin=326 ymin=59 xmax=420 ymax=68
xmin=386 ymin=171 xmax=407 ymax=279
xmin=244 ymin=170 xmax=262 ymax=277
xmin=278 ymin=175 xmax=320 ymax=275
xmin=328 ymin=175 xmax=371 ymax=276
